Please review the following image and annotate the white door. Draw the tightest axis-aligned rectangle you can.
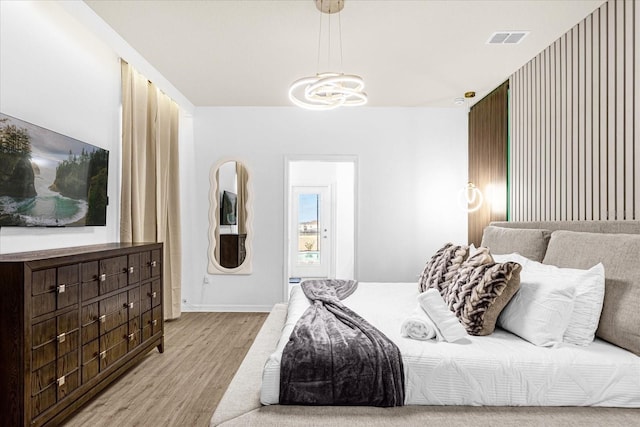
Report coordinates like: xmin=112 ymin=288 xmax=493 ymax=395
xmin=290 ymin=186 xmax=332 ymax=278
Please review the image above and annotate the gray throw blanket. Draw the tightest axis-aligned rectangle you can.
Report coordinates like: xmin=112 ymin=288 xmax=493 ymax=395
xmin=279 ymin=279 xmax=405 ymax=407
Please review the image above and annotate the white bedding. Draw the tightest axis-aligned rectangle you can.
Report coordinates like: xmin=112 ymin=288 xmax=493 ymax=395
xmin=261 ymin=282 xmax=640 ymax=407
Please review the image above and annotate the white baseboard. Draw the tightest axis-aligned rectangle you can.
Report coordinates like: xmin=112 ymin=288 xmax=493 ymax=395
xmin=181 ymin=303 xmax=273 ymax=313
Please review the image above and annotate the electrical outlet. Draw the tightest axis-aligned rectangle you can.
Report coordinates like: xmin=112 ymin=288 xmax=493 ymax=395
xmin=203 ymin=276 xmax=209 ymax=285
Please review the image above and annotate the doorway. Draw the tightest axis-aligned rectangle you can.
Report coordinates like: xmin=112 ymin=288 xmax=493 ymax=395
xmin=290 ymin=186 xmax=332 ymax=278
xmin=284 ymin=157 xmax=357 ymax=300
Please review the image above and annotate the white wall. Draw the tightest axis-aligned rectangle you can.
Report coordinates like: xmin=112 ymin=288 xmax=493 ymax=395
xmin=0 ymin=2 xmax=197 ymax=318
xmin=0 ymin=1 xmax=120 ymax=252
xmin=0 ymin=2 xmax=467 ymax=313
xmin=183 ymin=107 xmax=468 ymax=311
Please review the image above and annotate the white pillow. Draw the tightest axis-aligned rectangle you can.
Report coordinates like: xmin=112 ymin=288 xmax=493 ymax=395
xmin=494 ymin=253 xmax=605 ymax=346
xmin=495 ymin=253 xmax=573 ymax=346
xmin=562 ymin=262 xmax=605 ymax=345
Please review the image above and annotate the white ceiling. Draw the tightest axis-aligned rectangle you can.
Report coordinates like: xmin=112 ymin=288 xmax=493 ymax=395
xmin=84 ymin=0 xmax=605 ymax=108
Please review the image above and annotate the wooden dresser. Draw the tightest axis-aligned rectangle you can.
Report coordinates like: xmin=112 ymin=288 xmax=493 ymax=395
xmin=0 ymin=242 xmax=164 ymax=427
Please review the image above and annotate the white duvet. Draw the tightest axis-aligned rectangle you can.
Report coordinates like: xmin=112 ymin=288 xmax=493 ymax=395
xmin=261 ymin=282 xmax=640 ymax=407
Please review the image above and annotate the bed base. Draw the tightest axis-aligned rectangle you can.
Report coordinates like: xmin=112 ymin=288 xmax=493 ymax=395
xmin=210 ymin=304 xmax=639 ymax=426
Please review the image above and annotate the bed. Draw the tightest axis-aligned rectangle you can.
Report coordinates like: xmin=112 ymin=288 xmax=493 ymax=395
xmin=211 ymin=221 xmax=640 ymax=426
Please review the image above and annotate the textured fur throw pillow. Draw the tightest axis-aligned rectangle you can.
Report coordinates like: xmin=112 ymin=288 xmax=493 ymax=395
xmin=445 ymin=261 xmax=522 ymax=336
xmin=418 ymin=243 xmax=468 ymax=294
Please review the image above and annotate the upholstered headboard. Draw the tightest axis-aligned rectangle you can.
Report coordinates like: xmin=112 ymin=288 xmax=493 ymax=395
xmin=489 ymin=220 xmax=640 ymax=235
xmin=485 ymin=220 xmax=640 ymax=357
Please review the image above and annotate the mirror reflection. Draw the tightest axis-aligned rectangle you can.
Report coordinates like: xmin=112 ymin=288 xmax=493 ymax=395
xmin=214 ymin=161 xmax=248 ymax=269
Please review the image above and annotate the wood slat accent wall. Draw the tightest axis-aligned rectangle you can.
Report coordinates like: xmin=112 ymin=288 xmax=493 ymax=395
xmin=468 ymin=82 xmax=509 ymax=246
xmin=509 ymin=0 xmax=638 ymax=221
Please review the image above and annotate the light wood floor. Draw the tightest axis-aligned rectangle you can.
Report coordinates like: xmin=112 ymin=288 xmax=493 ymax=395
xmin=63 ymin=312 xmax=268 ymax=427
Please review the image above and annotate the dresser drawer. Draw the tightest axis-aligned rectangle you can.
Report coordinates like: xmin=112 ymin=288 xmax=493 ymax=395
xmin=32 ymin=360 xmax=56 ymax=395
xmin=141 ymin=280 xmax=161 ymax=312
xmin=32 ymin=341 xmax=56 ymax=372
xmin=101 ymin=307 xmax=128 ymax=334
xmin=57 ymin=264 xmax=80 ymax=310
xmin=57 ymin=311 xmax=79 ymax=358
xmin=57 ymin=309 xmax=79 ymax=334
xmin=100 ymin=292 xmax=128 ymax=316
xmin=100 ymin=256 xmax=128 ymax=293
xmin=82 ymin=357 xmax=99 ymax=384
xmin=81 ymin=302 xmax=100 ymax=344
xmin=141 ymin=306 xmax=163 ymax=341
xmin=32 ymin=383 xmax=56 ymax=418
xmin=128 ymin=253 xmax=141 ymax=284
xmin=127 ymin=329 xmax=141 ymax=352
xmin=140 ymin=249 xmax=162 ymax=281
xmin=57 ymin=329 xmax=79 ymax=359
xmin=141 ymin=318 xmax=153 ymax=342
xmin=57 ymin=368 xmax=80 ymax=399
xmin=100 ymin=339 xmax=128 ymax=370
xmin=82 ymin=339 xmax=99 ymax=363
xmin=58 ymin=349 xmax=79 ymax=377
xmin=31 ymin=269 xmax=56 ymax=317
xmin=81 ymin=339 xmax=101 ymax=384
xmin=141 ymin=282 xmax=152 ymax=312
xmin=81 ymin=261 xmax=100 ymax=301
xmin=152 ymin=306 xmax=162 ymax=335
xmin=100 ymin=256 xmax=127 ymax=277
xmin=128 ymin=287 xmax=141 ymax=319
xmin=100 ymin=324 xmax=128 ymax=351
xmin=151 ymin=279 xmax=161 ymax=308
xmin=32 ymin=317 xmax=56 ymax=348
xmin=100 ymin=292 xmax=128 ymax=333
xmin=56 ymin=282 xmax=79 ymax=311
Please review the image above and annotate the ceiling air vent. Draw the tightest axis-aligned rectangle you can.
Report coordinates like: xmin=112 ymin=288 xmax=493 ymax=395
xmin=487 ymin=31 xmax=529 ymax=45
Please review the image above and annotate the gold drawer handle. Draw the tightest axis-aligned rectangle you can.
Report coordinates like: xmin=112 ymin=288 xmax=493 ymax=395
xmin=150 ymin=261 xmax=157 ymax=267
xmin=125 ymin=302 xmax=134 ymax=309
xmin=128 ymin=333 xmax=135 ymax=342
xmin=149 ymin=291 xmax=157 ymax=299
xmin=57 ymin=284 xmax=66 ymax=293
xmin=129 ymin=266 xmax=135 ymax=274
xmin=99 ymin=273 xmax=106 ymax=282
xmin=57 ymin=333 xmax=66 ymax=343
xmin=57 ymin=376 xmax=65 ymax=387
xmin=151 ymin=319 xmax=157 ymax=327
xmin=99 ymin=314 xmax=106 ymax=323
xmin=100 ymin=351 xmax=106 ymax=360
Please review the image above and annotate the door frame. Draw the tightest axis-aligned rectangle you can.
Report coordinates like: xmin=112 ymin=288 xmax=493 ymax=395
xmin=283 ymin=155 xmax=358 ymax=301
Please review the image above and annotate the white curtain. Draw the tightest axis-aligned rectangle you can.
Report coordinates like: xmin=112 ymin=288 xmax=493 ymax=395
xmin=120 ymin=59 xmax=182 ymax=319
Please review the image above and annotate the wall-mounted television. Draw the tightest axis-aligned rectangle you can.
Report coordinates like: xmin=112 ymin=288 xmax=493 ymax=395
xmin=0 ymin=113 xmax=109 ymax=227
xmin=221 ymin=190 xmax=237 ymax=225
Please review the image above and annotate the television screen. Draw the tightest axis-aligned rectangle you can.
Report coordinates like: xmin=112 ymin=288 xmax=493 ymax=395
xmin=221 ymin=190 xmax=237 ymax=225
xmin=0 ymin=113 xmax=109 ymax=227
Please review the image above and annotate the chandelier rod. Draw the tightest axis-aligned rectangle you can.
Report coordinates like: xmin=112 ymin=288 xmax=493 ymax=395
xmin=338 ymin=8 xmax=344 ymax=73
xmin=327 ymin=8 xmax=331 ymax=71
xmin=316 ymin=1 xmax=322 ymax=72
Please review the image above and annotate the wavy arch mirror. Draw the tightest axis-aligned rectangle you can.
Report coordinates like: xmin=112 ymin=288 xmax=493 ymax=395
xmin=208 ymin=159 xmax=252 ymax=274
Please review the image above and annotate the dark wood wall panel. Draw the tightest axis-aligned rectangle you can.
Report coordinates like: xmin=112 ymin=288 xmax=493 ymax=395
xmin=468 ymin=81 xmax=509 ymax=246
xmin=509 ymin=0 xmax=637 ymax=221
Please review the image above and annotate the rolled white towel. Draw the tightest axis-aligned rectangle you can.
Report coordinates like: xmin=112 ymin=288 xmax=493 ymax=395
xmin=418 ymin=289 xmax=468 ymax=343
xmin=401 ymin=306 xmax=437 ymax=341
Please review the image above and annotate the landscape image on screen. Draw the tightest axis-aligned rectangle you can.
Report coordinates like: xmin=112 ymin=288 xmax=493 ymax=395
xmin=0 ymin=113 xmax=109 ymax=227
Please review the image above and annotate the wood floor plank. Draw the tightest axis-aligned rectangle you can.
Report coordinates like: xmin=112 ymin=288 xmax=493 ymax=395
xmin=63 ymin=312 xmax=268 ymax=427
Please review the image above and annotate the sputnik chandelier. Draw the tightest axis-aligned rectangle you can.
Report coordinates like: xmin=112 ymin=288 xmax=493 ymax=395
xmin=289 ymin=0 xmax=367 ymax=110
